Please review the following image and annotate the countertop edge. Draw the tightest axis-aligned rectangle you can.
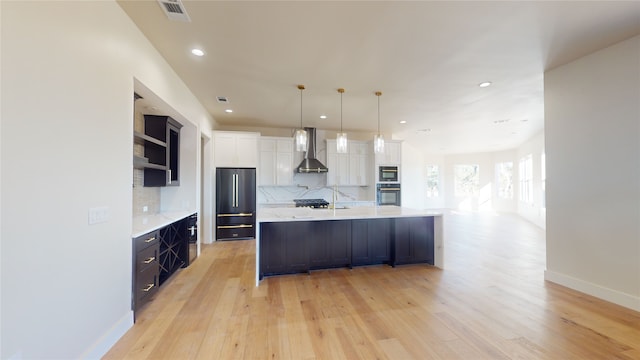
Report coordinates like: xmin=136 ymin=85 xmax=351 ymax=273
xmin=257 ymin=206 xmax=443 ymax=223
xmin=132 ymin=210 xmax=196 ymax=238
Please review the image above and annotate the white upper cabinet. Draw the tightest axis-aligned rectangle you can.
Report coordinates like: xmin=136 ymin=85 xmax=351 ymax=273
xmin=327 ymin=139 xmax=370 ymax=186
xmin=259 ymin=137 xmax=293 ymax=186
xmin=374 ymin=140 xmax=401 ymax=165
xmin=214 ymin=131 xmax=259 ymax=168
xmin=349 ymin=141 xmax=370 ymax=186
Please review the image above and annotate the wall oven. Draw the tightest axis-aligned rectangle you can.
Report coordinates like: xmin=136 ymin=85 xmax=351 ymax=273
xmin=378 ymin=165 xmax=399 ymax=182
xmin=377 ymin=184 xmax=401 ymax=206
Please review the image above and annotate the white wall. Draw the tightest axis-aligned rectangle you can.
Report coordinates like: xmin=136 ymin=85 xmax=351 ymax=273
xmin=401 ymin=142 xmax=426 ymax=210
xmin=516 ymin=132 xmax=546 ymax=228
xmin=0 ymin=1 xmax=215 ymax=358
xmin=544 ymin=35 xmax=640 ymax=311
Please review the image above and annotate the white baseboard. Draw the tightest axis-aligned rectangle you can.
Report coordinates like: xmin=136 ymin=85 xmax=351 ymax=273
xmin=544 ymin=270 xmax=640 ymax=312
xmin=80 ymin=310 xmax=134 ymax=359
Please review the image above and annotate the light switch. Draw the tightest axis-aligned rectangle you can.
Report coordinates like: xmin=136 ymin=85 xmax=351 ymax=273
xmin=88 ymin=206 xmax=110 ymax=225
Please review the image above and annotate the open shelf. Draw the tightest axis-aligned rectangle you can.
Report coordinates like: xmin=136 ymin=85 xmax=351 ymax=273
xmin=134 ymin=131 xmax=166 ymax=147
xmin=133 ymin=155 xmax=167 ymax=170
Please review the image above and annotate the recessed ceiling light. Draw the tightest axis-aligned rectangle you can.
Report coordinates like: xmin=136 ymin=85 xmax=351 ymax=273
xmin=479 ymin=81 xmax=492 ymax=88
xmin=399 ymin=120 xmax=407 ymax=124
xmin=320 ymin=115 xmax=327 ymax=119
xmin=191 ymin=48 xmax=205 ymax=56
xmin=225 ymin=109 xmax=233 ymax=113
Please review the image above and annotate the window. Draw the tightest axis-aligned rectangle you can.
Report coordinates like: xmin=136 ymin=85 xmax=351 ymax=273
xmin=496 ymin=162 xmax=513 ymax=199
xmin=426 ymin=165 xmax=439 ymax=197
xmin=454 ymin=164 xmax=479 ymax=196
xmin=519 ymin=155 xmax=533 ymax=203
xmin=541 ymin=153 xmax=546 ymax=208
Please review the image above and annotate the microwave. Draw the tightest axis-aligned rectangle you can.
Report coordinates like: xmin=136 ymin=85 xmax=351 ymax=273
xmin=378 ymin=165 xmax=399 ymax=182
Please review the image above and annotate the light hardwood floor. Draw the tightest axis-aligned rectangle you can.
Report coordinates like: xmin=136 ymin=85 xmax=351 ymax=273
xmin=104 ymin=211 xmax=640 ymax=359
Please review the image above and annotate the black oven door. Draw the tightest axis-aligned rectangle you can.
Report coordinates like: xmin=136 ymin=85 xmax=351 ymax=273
xmin=377 ymin=184 xmax=401 ymax=206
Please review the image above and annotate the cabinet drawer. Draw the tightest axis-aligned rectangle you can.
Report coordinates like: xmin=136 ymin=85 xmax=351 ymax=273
xmin=216 ymin=213 xmax=255 ymax=226
xmin=135 ymin=263 xmax=159 ymax=307
xmin=217 ymin=224 xmax=255 ymax=240
xmin=135 ymin=244 xmax=159 ymax=273
xmin=134 ymin=230 xmax=160 ymax=252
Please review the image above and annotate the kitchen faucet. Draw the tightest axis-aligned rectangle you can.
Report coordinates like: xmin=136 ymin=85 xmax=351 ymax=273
xmin=332 ymin=184 xmax=338 ymax=209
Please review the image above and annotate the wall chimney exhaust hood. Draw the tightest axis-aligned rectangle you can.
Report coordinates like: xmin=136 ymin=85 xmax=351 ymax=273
xmin=296 ymin=127 xmax=328 ymax=173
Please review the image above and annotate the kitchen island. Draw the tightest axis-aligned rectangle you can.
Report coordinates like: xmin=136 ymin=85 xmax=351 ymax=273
xmin=255 ymin=206 xmax=443 ymax=284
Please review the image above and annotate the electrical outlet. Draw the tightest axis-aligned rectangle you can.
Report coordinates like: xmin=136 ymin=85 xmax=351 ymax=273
xmin=88 ymin=206 xmax=110 ymax=225
xmin=143 ymin=206 xmax=148 ymax=213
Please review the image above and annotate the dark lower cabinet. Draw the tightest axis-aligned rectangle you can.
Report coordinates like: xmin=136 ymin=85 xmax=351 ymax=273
xmin=309 ymin=220 xmax=351 ymax=269
xmin=132 ymin=230 xmax=160 ymax=320
xmin=259 ymin=216 xmax=435 ymax=279
xmin=351 ymin=218 xmax=391 ymax=266
xmin=392 ymin=217 xmax=434 ymax=266
xmin=132 ymin=214 xmax=193 ymax=321
xmin=158 ymin=218 xmax=189 ymax=285
xmin=260 ymin=221 xmax=310 ymax=277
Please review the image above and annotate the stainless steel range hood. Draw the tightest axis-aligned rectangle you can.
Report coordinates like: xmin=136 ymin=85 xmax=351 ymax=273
xmin=296 ymin=127 xmax=328 ymax=173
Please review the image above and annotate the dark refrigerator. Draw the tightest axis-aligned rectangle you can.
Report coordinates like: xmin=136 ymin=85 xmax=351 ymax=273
xmin=216 ymin=168 xmax=256 ymax=240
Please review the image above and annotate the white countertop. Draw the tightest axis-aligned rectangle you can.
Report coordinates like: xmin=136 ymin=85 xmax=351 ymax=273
xmin=257 ymin=206 xmax=442 ymax=223
xmin=132 ymin=210 xmax=195 ymax=238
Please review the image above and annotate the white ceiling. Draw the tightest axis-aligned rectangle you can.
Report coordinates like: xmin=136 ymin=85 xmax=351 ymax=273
xmin=118 ymin=1 xmax=640 ymax=154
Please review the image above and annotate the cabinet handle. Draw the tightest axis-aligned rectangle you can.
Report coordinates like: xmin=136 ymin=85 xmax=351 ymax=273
xmin=144 ymin=237 xmax=156 ymax=243
xmin=143 ymin=256 xmax=156 ymax=264
xmin=142 ymin=283 xmax=155 ymax=292
xmin=217 ymin=224 xmax=253 ymax=229
xmin=233 ymin=173 xmax=239 ymax=207
xmin=217 ymin=213 xmax=253 ymax=217
xmin=167 ymin=170 xmax=172 ymax=184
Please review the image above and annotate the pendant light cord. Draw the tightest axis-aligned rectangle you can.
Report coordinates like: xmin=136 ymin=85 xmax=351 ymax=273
xmin=338 ymin=88 xmax=345 ymax=132
xmin=298 ymin=84 xmax=305 ymax=129
xmin=376 ymin=91 xmax=382 ymax=136
xmin=340 ymin=92 xmax=343 ymax=132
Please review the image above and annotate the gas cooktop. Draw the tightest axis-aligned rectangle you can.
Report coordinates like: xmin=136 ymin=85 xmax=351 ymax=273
xmin=293 ymin=198 xmax=329 ymax=209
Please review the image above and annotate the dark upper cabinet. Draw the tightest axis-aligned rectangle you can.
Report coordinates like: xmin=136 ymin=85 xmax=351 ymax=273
xmin=392 ymin=217 xmax=434 ymax=266
xmin=351 ymin=218 xmax=391 ymax=266
xmin=140 ymin=115 xmax=182 ymax=187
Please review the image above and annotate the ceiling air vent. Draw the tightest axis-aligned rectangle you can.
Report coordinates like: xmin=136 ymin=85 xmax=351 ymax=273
xmin=216 ymin=96 xmax=229 ymax=104
xmin=157 ymin=0 xmax=191 ymax=22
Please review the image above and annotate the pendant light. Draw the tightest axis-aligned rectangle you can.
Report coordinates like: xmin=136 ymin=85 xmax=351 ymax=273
xmin=294 ymin=85 xmax=307 ymax=152
xmin=336 ymin=88 xmax=348 ymax=153
xmin=374 ymin=91 xmax=385 ymax=154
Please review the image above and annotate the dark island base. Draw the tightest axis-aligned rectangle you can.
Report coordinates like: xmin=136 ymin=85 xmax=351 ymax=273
xmin=259 ymin=216 xmax=434 ymax=280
